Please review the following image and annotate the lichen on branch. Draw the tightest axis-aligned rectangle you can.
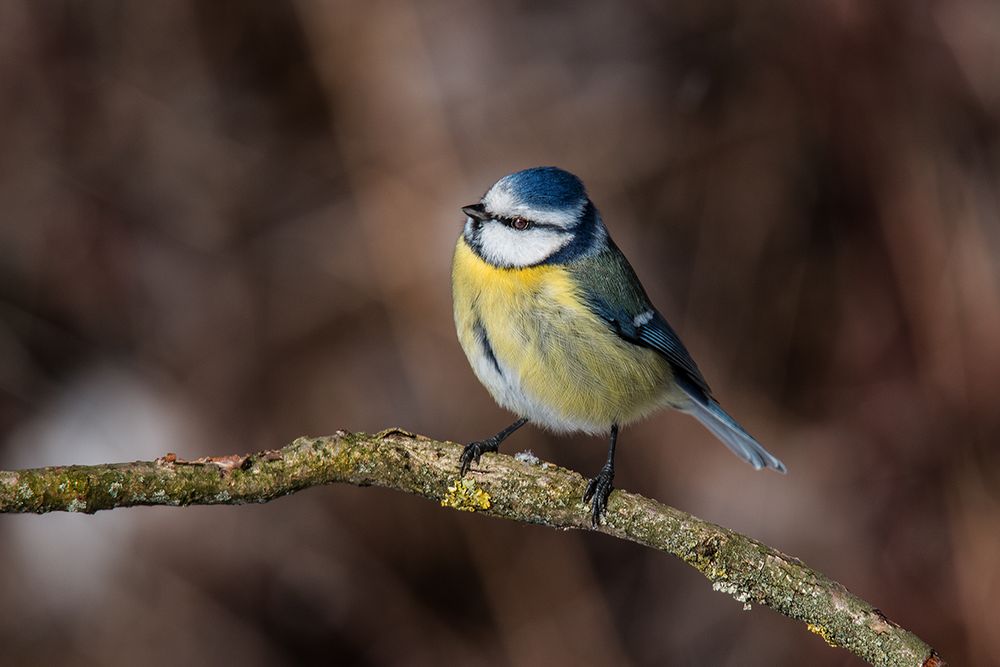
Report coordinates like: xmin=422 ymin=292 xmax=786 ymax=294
xmin=0 ymin=429 xmax=942 ymax=667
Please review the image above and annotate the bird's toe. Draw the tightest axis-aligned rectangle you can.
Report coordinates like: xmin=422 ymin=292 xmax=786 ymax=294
xmin=583 ymin=465 xmax=615 ymax=527
xmin=458 ymin=439 xmax=498 ymax=476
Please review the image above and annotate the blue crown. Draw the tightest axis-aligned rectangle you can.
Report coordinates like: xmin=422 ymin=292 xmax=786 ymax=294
xmin=498 ymin=167 xmax=587 ymax=211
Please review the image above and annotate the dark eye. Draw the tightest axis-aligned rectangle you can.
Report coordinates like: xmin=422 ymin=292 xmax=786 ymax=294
xmin=511 ymin=217 xmax=531 ymax=230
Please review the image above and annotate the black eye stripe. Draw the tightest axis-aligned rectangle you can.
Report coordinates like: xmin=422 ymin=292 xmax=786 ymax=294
xmin=493 ymin=214 xmax=561 ymax=231
xmin=496 ymin=215 xmax=527 ymax=229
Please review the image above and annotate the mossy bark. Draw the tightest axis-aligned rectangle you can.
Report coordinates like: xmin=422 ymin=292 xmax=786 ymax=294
xmin=0 ymin=429 xmax=942 ymax=667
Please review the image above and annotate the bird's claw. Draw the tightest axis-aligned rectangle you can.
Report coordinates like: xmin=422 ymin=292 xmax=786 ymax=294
xmin=583 ymin=464 xmax=615 ymax=527
xmin=459 ymin=438 xmax=499 ymax=476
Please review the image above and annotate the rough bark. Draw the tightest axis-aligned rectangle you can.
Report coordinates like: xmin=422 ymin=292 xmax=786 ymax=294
xmin=0 ymin=429 xmax=942 ymax=667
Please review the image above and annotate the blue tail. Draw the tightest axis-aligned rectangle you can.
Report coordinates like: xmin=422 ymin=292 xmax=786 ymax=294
xmin=682 ymin=395 xmax=786 ymax=473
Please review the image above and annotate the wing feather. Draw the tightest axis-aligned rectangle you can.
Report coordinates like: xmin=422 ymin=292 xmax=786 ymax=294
xmin=569 ymin=241 xmax=712 ymax=396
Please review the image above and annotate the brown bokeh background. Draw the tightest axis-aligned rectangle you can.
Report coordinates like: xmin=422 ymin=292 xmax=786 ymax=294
xmin=2 ymin=2 xmax=998 ymax=665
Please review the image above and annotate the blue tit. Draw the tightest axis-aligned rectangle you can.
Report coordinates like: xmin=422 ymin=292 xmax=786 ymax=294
xmin=452 ymin=166 xmax=785 ymax=526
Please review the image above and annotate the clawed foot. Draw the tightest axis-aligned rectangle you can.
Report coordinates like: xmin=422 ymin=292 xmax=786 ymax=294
xmin=583 ymin=464 xmax=615 ymax=527
xmin=459 ymin=418 xmax=529 ymax=476
xmin=459 ymin=438 xmax=499 ymax=476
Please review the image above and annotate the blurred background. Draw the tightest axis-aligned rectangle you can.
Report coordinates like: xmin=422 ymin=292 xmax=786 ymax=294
xmin=1 ymin=1 xmax=998 ymax=665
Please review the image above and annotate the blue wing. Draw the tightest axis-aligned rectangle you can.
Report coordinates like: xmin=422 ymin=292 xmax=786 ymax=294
xmin=632 ymin=311 xmax=711 ymax=396
xmin=569 ymin=242 xmax=711 ymax=396
xmin=569 ymin=242 xmax=786 ymax=472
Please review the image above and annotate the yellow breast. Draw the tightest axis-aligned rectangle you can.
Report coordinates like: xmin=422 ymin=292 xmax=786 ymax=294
xmin=451 ymin=237 xmax=672 ymax=433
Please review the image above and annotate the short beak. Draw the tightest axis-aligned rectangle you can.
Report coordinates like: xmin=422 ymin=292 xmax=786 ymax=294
xmin=462 ymin=203 xmax=489 ymax=221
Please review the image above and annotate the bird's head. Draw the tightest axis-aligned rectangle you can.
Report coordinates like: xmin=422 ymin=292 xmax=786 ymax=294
xmin=462 ymin=166 xmax=607 ymax=268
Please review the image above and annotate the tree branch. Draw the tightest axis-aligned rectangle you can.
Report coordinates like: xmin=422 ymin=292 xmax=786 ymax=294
xmin=0 ymin=429 xmax=942 ymax=667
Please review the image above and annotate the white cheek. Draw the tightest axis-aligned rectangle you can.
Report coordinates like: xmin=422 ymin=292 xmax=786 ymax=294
xmin=478 ymin=224 xmax=570 ymax=267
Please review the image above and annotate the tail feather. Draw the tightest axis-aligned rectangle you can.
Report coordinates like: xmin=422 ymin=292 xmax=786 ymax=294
xmin=683 ymin=397 xmax=786 ymax=473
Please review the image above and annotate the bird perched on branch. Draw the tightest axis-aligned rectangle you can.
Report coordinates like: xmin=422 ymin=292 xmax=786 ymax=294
xmin=452 ymin=167 xmax=785 ymax=526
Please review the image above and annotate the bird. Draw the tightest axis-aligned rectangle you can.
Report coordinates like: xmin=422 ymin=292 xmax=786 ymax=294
xmin=451 ymin=166 xmax=785 ymax=526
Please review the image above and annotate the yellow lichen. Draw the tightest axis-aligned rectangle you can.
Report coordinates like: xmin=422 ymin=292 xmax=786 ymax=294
xmin=807 ymin=623 xmax=838 ymax=647
xmin=440 ymin=478 xmax=491 ymax=512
